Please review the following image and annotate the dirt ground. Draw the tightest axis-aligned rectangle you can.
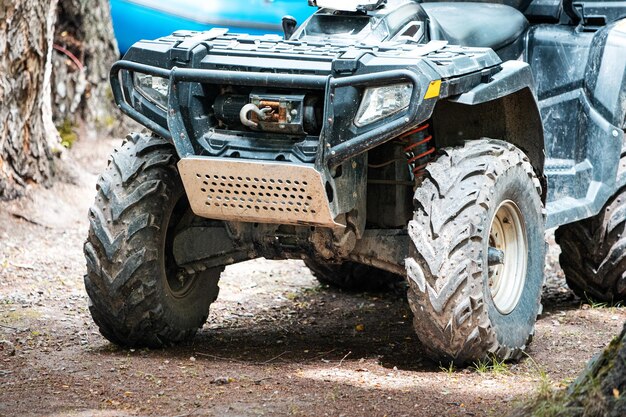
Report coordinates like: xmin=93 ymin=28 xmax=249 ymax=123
xmin=1 ymin=136 xmax=625 ymax=417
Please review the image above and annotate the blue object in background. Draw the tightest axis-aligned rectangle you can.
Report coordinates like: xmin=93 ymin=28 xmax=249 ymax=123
xmin=111 ymin=0 xmax=315 ymax=54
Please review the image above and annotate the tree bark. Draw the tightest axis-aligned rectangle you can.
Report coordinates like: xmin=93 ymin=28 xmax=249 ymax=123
xmin=51 ymin=0 xmax=119 ymax=133
xmin=511 ymin=323 xmax=626 ymax=416
xmin=0 ymin=0 xmax=119 ymax=199
xmin=563 ymin=325 xmax=626 ymax=416
xmin=0 ymin=0 xmax=59 ymax=200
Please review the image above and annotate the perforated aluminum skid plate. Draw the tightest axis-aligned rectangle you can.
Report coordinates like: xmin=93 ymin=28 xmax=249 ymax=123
xmin=178 ymin=157 xmax=342 ymax=227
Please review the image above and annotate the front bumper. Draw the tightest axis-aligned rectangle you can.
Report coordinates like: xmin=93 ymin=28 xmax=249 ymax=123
xmin=110 ymin=60 xmax=328 ymax=144
xmin=110 ymin=59 xmax=432 ymax=167
xmin=110 ymin=60 xmax=435 ymax=228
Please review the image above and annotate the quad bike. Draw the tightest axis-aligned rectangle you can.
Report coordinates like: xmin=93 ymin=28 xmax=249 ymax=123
xmin=85 ymin=0 xmax=626 ymax=364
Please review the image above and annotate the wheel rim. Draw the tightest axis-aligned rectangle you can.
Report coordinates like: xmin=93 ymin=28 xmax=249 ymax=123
xmin=164 ymin=196 xmax=197 ymax=298
xmin=488 ymin=200 xmax=528 ymax=314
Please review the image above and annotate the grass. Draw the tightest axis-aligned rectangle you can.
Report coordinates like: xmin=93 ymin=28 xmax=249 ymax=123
xmin=471 ymin=357 xmax=490 ymax=374
xmin=587 ymin=299 xmax=608 ymax=309
xmin=528 ymin=376 xmax=569 ymax=417
xmin=581 ymin=291 xmax=621 ymax=309
xmin=469 ymin=355 xmax=509 ymax=375
xmin=438 ymin=361 xmax=455 ymax=375
xmin=525 ymin=373 xmax=607 ymax=417
xmin=490 ymin=356 xmax=509 ymax=374
xmin=512 ymin=354 xmax=569 ymax=417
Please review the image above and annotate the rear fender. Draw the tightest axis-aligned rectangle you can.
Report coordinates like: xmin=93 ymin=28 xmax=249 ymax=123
xmin=585 ymin=19 xmax=626 ymax=189
xmin=585 ymin=18 xmax=626 ymax=129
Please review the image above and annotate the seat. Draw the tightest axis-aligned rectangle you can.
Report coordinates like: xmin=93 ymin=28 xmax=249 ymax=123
xmin=421 ymin=2 xmax=529 ymax=60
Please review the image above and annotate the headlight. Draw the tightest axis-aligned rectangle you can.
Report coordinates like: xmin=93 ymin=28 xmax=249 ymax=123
xmin=354 ymin=83 xmax=412 ymax=127
xmin=133 ymin=72 xmax=169 ymax=110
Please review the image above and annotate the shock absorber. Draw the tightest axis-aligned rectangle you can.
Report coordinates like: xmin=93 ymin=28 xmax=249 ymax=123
xmin=400 ymin=122 xmax=435 ymax=177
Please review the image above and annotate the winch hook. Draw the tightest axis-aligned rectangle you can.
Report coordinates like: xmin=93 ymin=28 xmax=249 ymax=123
xmin=240 ymin=103 xmax=272 ymax=128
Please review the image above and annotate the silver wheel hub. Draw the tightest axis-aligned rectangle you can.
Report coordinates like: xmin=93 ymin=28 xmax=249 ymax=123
xmin=488 ymin=200 xmax=528 ymax=314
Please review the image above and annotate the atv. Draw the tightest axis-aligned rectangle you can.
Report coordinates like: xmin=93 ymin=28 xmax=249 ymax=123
xmin=85 ymin=0 xmax=626 ymax=364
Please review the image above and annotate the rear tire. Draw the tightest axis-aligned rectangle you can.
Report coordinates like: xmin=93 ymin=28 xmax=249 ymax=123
xmin=84 ymin=133 xmax=222 ymax=347
xmin=304 ymin=259 xmax=403 ymax=292
xmin=556 ymin=188 xmax=626 ymax=303
xmin=405 ymin=140 xmax=545 ymax=364
xmin=555 ymin=122 xmax=626 ymax=304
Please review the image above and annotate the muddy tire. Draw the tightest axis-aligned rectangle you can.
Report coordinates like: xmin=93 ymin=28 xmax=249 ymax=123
xmin=555 ymin=188 xmax=626 ymax=303
xmin=84 ymin=133 xmax=222 ymax=348
xmin=405 ymin=140 xmax=545 ymax=364
xmin=305 ymin=259 xmax=403 ymax=292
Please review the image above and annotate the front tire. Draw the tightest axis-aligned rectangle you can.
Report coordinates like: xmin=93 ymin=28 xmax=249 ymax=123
xmin=405 ymin=140 xmax=545 ymax=364
xmin=84 ymin=133 xmax=222 ymax=348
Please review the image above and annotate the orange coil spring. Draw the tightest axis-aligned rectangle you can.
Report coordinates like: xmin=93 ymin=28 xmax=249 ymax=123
xmin=399 ymin=122 xmax=434 ymax=176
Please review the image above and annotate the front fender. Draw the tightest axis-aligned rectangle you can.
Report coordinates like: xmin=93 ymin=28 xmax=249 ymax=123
xmin=432 ymin=60 xmax=545 ymax=175
xmin=451 ymin=60 xmax=537 ymax=105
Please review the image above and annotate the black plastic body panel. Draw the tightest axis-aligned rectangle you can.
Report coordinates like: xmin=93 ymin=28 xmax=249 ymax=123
xmin=579 ymin=0 xmax=626 ymax=26
xmin=525 ymin=19 xmax=626 ymax=227
xmin=423 ymin=2 xmax=529 ymax=60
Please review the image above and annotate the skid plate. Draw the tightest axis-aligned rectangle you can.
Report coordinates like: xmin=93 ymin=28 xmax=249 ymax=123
xmin=178 ymin=157 xmax=341 ymax=227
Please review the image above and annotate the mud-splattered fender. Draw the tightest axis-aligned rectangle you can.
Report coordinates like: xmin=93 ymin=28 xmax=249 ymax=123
xmin=585 ymin=18 xmax=626 ymax=128
xmin=431 ymin=61 xmax=545 ymax=176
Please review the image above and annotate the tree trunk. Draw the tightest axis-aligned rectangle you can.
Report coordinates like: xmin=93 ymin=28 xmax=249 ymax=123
xmin=563 ymin=325 xmax=626 ymax=416
xmin=0 ymin=0 xmax=59 ymax=200
xmin=51 ymin=0 xmax=119 ymax=135
xmin=0 ymin=0 xmax=119 ymax=199
xmin=511 ymin=323 xmax=626 ymax=416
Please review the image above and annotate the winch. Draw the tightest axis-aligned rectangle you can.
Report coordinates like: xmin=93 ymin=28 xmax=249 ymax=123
xmin=213 ymin=91 xmax=322 ymax=135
